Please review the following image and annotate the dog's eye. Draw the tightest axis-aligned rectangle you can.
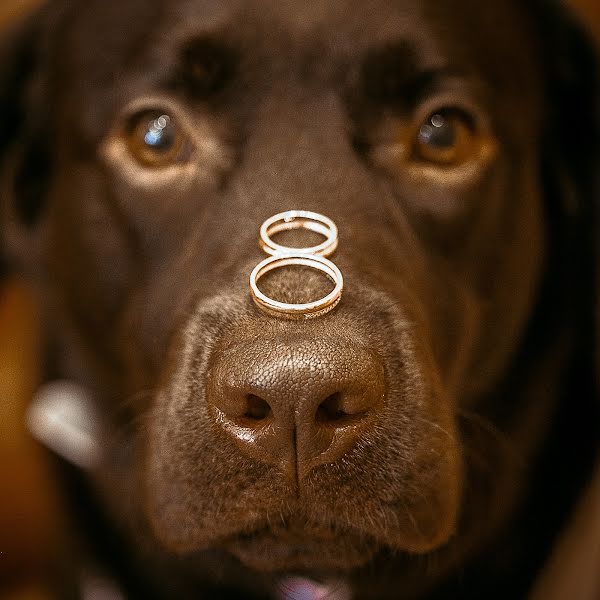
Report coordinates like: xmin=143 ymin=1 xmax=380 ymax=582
xmin=413 ymin=109 xmax=476 ymax=165
xmin=125 ymin=112 xmax=192 ymax=167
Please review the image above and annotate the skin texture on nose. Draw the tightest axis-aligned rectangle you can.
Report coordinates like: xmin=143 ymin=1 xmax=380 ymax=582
xmin=206 ymin=335 xmax=386 ymax=484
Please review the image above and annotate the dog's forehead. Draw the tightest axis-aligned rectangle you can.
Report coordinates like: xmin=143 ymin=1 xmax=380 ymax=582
xmin=70 ymin=0 xmax=535 ymax=66
xmin=64 ymin=0 xmax=541 ymax=143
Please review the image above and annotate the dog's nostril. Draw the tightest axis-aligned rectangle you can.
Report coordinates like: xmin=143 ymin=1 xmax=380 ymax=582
xmin=243 ymin=394 xmax=272 ymax=421
xmin=316 ymin=392 xmax=365 ymax=425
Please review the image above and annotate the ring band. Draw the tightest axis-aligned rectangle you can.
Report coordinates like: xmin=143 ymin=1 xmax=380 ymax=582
xmin=249 ymin=253 xmax=344 ymax=319
xmin=259 ymin=210 xmax=338 ymax=258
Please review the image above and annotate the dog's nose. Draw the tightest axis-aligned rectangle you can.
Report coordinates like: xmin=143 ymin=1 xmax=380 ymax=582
xmin=207 ymin=338 xmax=385 ymax=482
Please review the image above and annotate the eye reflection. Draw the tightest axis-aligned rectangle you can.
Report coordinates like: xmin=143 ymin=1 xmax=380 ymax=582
xmin=125 ymin=111 xmax=192 ymax=167
xmin=418 ymin=114 xmax=456 ymax=149
xmin=144 ymin=115 xmax=174 ymax=148
xmin=413 ymin=109 xmax=476 ymax=165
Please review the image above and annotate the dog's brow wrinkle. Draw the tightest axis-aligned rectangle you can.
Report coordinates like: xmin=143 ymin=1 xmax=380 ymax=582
xmin=170 ymin=36 xmax=238 ymax=99
xmin=360 ymin=42 xmax=462 ymax=108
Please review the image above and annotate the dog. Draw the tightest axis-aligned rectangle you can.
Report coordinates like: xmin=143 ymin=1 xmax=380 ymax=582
xmin=1 ymin=0 xmax=599 ymax=598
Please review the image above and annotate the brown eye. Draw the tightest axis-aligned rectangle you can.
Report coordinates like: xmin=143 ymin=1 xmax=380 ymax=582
xmin=413 ymin=109 xmax=476 ymax=165
xmin=125 ymin=111 xmax=192 ymax=167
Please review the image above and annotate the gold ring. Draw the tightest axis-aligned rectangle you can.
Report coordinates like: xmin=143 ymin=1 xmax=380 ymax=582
xmin=259 ymin=210 xmax=338 ymax=257
xmin=249 ymin=253 xmax=343 ymax=319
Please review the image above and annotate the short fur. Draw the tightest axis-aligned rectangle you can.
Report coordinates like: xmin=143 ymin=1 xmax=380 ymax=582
xmin=1 ymin=1 xmax=599 ymax=598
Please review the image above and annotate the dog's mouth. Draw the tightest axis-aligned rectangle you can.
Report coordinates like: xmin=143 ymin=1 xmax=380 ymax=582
xmin=223 ymin=522 xmax=379 ymax=572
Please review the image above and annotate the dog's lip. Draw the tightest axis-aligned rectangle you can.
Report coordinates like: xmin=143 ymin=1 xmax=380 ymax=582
xmin=222 ymin=523 xmax=379 ymax=572
xmin=224 ymin=523 xmax=342 ymax=554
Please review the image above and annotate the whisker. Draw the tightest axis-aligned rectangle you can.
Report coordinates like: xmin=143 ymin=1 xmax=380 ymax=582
xmin=414 ymin=415 xmax=456 ymax=443
xmin=456 ymin=407 xmax=513 ymax=450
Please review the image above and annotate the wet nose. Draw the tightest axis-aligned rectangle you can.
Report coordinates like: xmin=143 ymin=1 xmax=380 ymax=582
xmin=206 ymin=338 xmax=385 ymax=482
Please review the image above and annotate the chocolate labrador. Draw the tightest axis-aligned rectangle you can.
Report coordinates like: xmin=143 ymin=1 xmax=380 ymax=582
xmin=1 ymin=0 xmax=599 ymax=598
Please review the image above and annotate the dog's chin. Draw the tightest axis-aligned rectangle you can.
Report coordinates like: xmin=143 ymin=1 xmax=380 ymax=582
xmin=223 ymin=526 xmax=378 ymax=572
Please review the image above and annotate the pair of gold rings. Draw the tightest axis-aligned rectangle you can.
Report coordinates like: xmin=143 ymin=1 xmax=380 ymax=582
xmin=249 ymin=211 xmax=344 ymax=319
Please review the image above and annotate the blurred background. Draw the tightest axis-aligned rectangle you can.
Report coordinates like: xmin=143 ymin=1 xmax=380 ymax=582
xmin=0 ymin=0 xmax=599 ymax=599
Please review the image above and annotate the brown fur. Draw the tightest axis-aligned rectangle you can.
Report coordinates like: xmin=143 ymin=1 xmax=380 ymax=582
xmin=1 ymin=1 xmax=599 ymax=598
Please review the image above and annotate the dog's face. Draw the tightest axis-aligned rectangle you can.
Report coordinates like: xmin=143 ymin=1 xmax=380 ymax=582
xmin=2 ymin=0 xmax=596 ymax=597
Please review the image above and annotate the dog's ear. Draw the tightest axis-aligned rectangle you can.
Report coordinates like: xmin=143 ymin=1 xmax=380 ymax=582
xmin=0 ymin=2 xmax=63 ymax=277
xmin=539 ymin=2 xmax=599 ymax=219
xmin=530 ymin=2 xmax=600 ymax=362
